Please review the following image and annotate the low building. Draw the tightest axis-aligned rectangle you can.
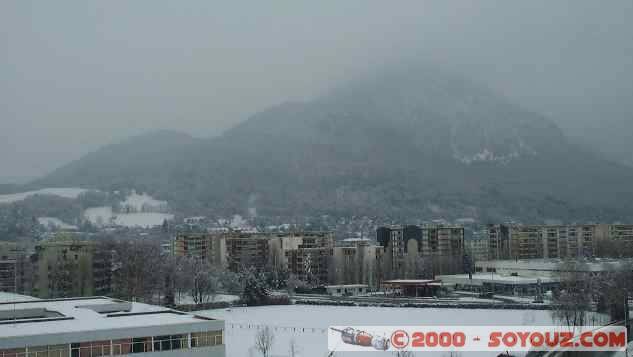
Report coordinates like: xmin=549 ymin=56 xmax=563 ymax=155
xmin=325 ymin=284 xmax=369 ymax=297
xmin=474 ymin=258 xmax=633 ymax=279
xmin=0 ymin=296 xmax=225 ymax=356
xmin=438 ymin=273 xmax=559 ymax=297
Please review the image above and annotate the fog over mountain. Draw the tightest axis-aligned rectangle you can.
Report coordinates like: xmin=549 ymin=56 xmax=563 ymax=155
xmin=2 ymin=1 xmax=633 ymax=183
xmin=36 ymin=64 xmax=633 ymax=222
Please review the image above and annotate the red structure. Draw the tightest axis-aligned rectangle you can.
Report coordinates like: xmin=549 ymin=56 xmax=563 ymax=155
xmin=381 ymin=279 xmax=441 ymax=297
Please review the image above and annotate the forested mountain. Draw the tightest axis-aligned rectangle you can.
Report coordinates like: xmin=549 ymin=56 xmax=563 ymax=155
xmin=34 ymin=65 xmax=633 ymax=222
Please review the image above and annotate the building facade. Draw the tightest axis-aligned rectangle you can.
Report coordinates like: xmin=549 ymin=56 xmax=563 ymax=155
xmin=377 ymin=225 xmax=465 ymax=279
xmin=332 ymin=238 xmax=384 ymax=288
xmin=32 ymin=239 xmax=112 ymax=299
xmin=172 ymin=231 xmax=336 ymax=284
xmin=0 ymin=296 xmax=225 ymax=357
xmin=172 ymin=233 xmax=226 ymax=268
xmin=502 ymin=224 xmax=598 ymax=260
xmin=487 ymin=224 xmax=510 ymax=260
xmin=270 ymin=232 xmax=334 ymax=285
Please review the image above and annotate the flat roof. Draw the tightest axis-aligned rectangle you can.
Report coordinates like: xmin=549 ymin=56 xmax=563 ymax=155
xmin=383 ymin=279 xmax=440 ymax=285
xmin=0 ymin=292 xmax=39 ymax=303
xmin=438 ymin=274 xmax=559 ymax=286
xmin=325 ymin=284 xmax=369 ymax=289
xmin=0 ymin=297 xmax=220 ymax=343
xmin=476 ymin=258 xmax=633 ymax=272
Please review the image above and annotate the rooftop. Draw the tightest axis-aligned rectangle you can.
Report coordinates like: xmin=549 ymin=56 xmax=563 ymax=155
xmin=325 ymin=284 xmax=369 ymax=289
xmin=0 ymin=291 xmax=39 ymax=303
xmin=382 ymin=279 xmax=440 ymax=285
xmin=476 ymin=258 xmax=633 ymax=272
xmin=0 ymin=296 xmax=217 ymax=341
xmin=438 ymin=274 xmax=559 ymax=285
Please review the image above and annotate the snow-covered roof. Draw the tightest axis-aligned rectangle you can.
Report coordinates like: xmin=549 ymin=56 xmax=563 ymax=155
xmin=0 ymin=296 xmax=220 ymax=341
xmin=0 ymin=291 xmax=39 ymax=303
xmin=325 ymin=284 xmax=369 ymax=289
xmin=438 ymin=274 xmax=559 ymax=286
xmin=382 ymin=279 xmax=439 ymax=285
xmin=476 ymin=258 xmax=633 ymax=272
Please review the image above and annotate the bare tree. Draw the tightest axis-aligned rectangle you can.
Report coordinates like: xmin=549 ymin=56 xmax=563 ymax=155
xmin=110 ymin=239 xmax=163 ymax=302
xmin=288 ymin=337 xmax=300 ymax=357
xmin=190 ymin=258 xmax=220 ymax=304
xmin=254 ymin=326 xmax=275 ymax=357
xmin=552 ymin=259 xmax=591 ymax=328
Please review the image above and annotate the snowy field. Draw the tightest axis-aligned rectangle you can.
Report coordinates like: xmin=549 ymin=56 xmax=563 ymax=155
xmin=37 ymin=217 xmax=78 ymax=230
xmin=120 ymin=192 xmax=169 ymax=212
xmin=84 ymin=206 xmax=174 ymax=228
xmin=0 ymin=187 xmax=88 ymax=204
xmin=197 ymin=305 xmax=561 ymax=357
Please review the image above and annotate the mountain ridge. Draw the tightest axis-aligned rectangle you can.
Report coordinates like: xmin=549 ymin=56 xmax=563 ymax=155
xmin=33 ymin=66 xmax=633 ymax=222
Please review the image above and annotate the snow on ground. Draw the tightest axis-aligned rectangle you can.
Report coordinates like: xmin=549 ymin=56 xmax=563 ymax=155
xmin=120 ymin=191 xmax=168 ymax=212
xmin=84 ymin=206 xmax=114 ymax=226
xmin=37 ymin=217 xmax=78 ymax=230
xmin=0 ymin=188 xmax=88 ymax=204
xmin=84 ymin=206 xmax=173 ymax=228
xmin=113 ymin=212 xmax=174 ymax=227
xmin=198 ymin=305 xmax=557 ymax=357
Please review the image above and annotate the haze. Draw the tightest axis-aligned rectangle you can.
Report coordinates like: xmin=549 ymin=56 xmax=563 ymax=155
xmin=2 ymin=0 xmax=632 ymax=183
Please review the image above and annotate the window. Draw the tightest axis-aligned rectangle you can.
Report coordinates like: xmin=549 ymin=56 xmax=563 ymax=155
xmin=153 ymin=334 xmax=187 ymax=351
xmin=0 ymin=348 xmax=26 ymax=357
xmin=191 ymin=330 xmax=223 ymax=347
xmin=27 ymin=345 xmax=69 ymax=357
xmin=68 ymin=341 xmax=112 ymax=357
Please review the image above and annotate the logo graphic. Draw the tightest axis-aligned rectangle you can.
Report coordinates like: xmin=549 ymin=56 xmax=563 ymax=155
xmin=328 ymin=326 xmax=627 ymax=352
xmin=391 ymin=330 xmax=410 ymax=349
xmin=329 ymin=327 xmax=390 ymax=351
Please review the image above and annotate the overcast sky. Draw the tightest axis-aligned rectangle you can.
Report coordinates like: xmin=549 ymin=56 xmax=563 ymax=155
xmin=2 ymin=1 xmax=632 ymax=183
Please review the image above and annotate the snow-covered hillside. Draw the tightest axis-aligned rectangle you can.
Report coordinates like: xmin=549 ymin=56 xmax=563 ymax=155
xmin=0 ymin=188 xmax=88 ymax=204
xmin=83 ymin=192 xmax=173 ymax=228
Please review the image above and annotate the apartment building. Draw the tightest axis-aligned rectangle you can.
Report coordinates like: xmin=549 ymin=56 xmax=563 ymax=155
xmin=172 ymin=233 xmax=226 ymax=268
xmin=377 ymin=225 xmax=465 ymax=278
xmin=332 ymin=238 xmax=384 ymax=288
xmin=508 ymin=225 xmax=545 ymax=260
xmin=0 ymin=242 xmax=32 ymax=295
xmin=465 ymin=236 xmax=489 ymax=263
xmin=487 ymin=224 xmax=510 ymax=260
xmin=0 ymin=296 xmax=225 ymax=357
xmin=505 ymin=225 xmax=597 ymax=260
xmin=172 ymin=231 xmax=336 ymax=283
xmin=270 ymin=232 xmax=334 ymax=285
xmin=32 ymin=239 xmax=112 ymax=299
xmin=224 ymin=232 xmax=272 ymax=272
xmin=0 ymin=260 xmax=17 ymax=293
xmin=598 ymin=224 xmax=633 ymax=255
